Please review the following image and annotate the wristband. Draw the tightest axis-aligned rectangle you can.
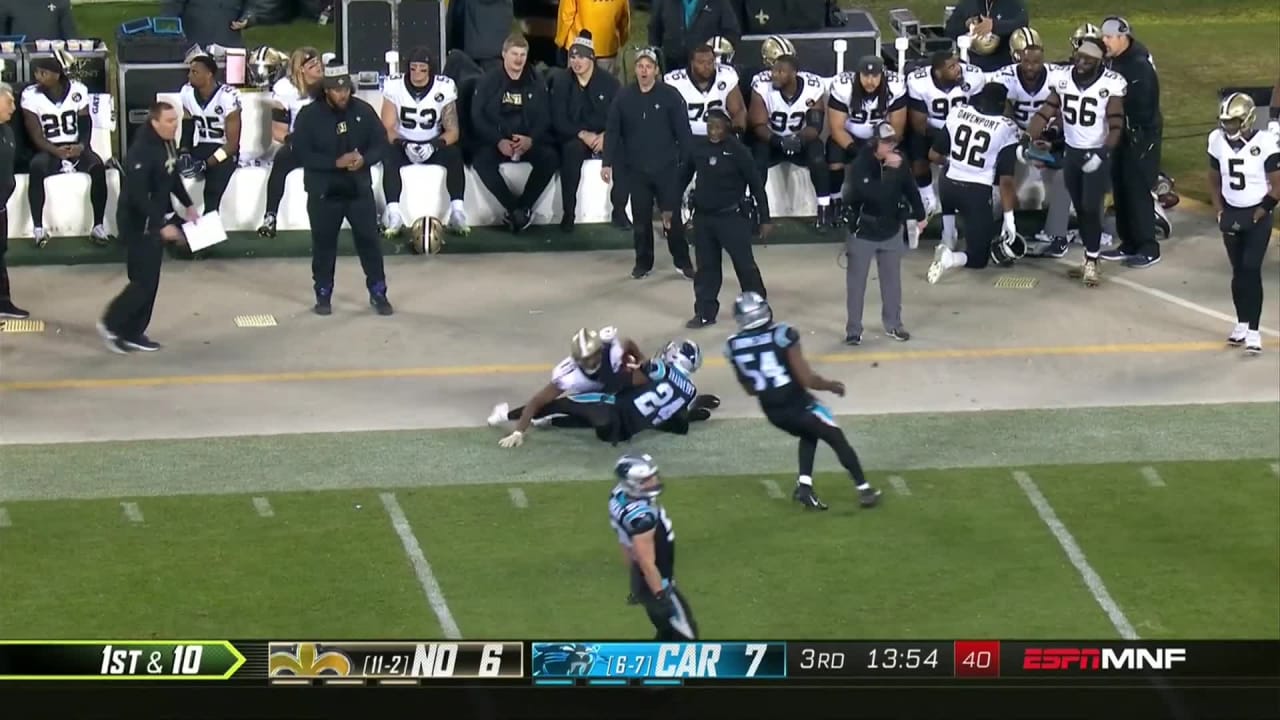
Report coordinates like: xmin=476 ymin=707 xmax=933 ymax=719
xmin=213 ymin=148 xmax=228 ymax=163
xmin=1262 ymin=196 xmax=1277 ymax=212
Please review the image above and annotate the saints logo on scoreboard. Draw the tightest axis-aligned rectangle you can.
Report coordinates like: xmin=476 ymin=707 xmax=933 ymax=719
xmin=268 ymin=643 xmax=352 ymax=676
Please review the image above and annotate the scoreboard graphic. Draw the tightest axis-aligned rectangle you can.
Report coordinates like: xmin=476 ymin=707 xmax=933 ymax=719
xmin=0 ymin=640 xmax=1275 ymax=686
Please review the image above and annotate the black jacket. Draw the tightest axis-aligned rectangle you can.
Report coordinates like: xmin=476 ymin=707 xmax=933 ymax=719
xmin=604 ymin=82 xmax=692 ymax=173
xmin=290 ymin=94 xmax=388 ymax=198
xmin=649 ymin=0 xmax=740 ymax=72
xmin=1106 ymin=39 xmax=1162 ymax=133
xmin=119 ymin=123 xmax=194 ymax=234
xmin=844 ymin=144 xmax=924 ymax=241
xmin=471 ymin=65 xmax=553 ymax=147
xmin=550 ymin=68 xmax=621 ymax=143
xmin=690 ymin=135 xmax=769 ymax=223
xmin=446 ymin=0 xmax=514 ymax=64
xmin=0 ymin=123 xmax=15 ymax=208
xmin=943 ymin=0 xmax=1029 ymax=73
xmin=2 ymin=0 xmax=76 ymax=39
xmin=160 ymin=0 xmax=245 ymax=49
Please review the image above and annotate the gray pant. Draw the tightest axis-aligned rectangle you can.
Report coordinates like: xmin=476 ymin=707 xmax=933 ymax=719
xmin=845 ymin=234 xmax=905 ymax=337
xmin=1043 ymin=167 xmax=1072 ymax=237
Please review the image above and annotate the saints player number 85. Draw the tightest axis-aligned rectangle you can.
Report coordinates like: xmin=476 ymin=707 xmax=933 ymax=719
xmin=732 ymin=350 xmax=791 ymax=391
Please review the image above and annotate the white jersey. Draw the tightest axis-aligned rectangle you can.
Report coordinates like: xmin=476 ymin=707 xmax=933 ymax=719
xmin=550 ymin=343 xmax=627 ymax=395
xmin=1208 ymin=128 xmax=1280 ymax=208
xmin=827 ymin=70 xmax=907 ymax=140
xmin=271 ymin=77 xmax=314 ymax=132
xmin=1048 ymin=66 xmax=1126 ymax=150
xmin=664 ymin=64 xmax=738 ymax=136
xmin=906 ymin=64 xmax=986 ymax=129
xmin=986 ymin=64 xmax=1065 ymax=129
xmin=22 ymin=80 xmax=90 ymax=144
xmin=178 ymin=83 xmax=241 ymax=146
xmin=752 ymin=71 xmax=826 ymax=137
xmin=941 ymin=104 xmax=1021 ymax=185
xmin=382 ymin=74 xmax=458 ymax=143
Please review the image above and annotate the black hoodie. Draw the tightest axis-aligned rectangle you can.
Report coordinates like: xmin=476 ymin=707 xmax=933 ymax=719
xmin=1106 ymin=38 xmax=1161 ymax=132
xmin=120 ymin=121 xmax=194 ymax=235
xmin=471 ymin=63 xmax=552 ymax=147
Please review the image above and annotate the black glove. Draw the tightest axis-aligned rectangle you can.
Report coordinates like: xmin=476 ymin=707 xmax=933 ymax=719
xmin=176 ymin=153 xmax=205 ymax=179
xmin=780 ymin=134 xmax=803 ymax=155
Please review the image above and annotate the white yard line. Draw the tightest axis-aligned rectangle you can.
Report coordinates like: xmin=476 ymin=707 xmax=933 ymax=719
xmin=379 ymin=492 xmax=462 ymax=640
xmin=1139 ymin=466 xmax=1166 ymax=488
xmin=252 ymin=497 xmax=275 ymax=517
xmin=1270 ymin=462 xmax=1279 ymax=478
xmin=1012 ymin=471 xmax=1138 ymax=640
xmin=121 ymin=502 xmax=144 ymax=523
xmin=0 ymin=507 xmax=9 ymax=528
xmin=760 ymin=479 xmax=784 ymax=500
xmin=888 ymin=475 xmax=911 ymax=496
xmin=507 ymin=488 xmax=528 ymax=509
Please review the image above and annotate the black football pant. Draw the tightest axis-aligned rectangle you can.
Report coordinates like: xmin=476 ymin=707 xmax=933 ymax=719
xmin=382 ymin=142 xmax=466 ymax=204
xmin=471 ymin=143 xmax=557 ymax=213
xmin=264 ymin=145 xmax=299 ymax=216
xmin=1223 ymin=206 xmax=1273 ymax=331
xmin=28 ymin=147 xmax=107 ymax=227
xmin=629 ymin=163 xmax=691 ymax=273
xmin=189 ymin=143 xmax=236 ymax=214
xmin=507 ymin=395 xmax=620 ymax=441
xmin=766 ymin=402 xmax=869 ymax=485
xmin=1063 ymin=146 xmax=1113 ymax=257
xmin=630 ymin=566 xmax=698 ymax=641
xmin=753 ymin=137 xmax=828 ymax=198
xmin=559 ymin=138 xmax=626 ymax=219
xmin=102 ymin=218 xmax=165 ymax=340
xmin=940 ymin=176 xmax=996 ymax=269
xmin=692 ymin=209 xmax=766 ymax=320
xmin=307 ymin=190 xmax=386 ymax=294
xmin=1110 ymin=129 xmax=1161 ymax=258
xmin=0 ymin=212 xmax=9 ymax=300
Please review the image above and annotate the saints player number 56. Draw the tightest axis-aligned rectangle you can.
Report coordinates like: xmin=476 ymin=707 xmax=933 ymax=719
xmin=732 ymin=350 xmax=792 ymax=391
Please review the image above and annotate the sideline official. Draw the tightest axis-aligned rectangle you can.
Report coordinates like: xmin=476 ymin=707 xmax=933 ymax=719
xmin=0 ymin=83 xmax=28 ymax=320
xmin=291 ymin=61 xmax=392 ymax=316
xmin=685 ymin=109 xmax=768 ymax=329
xmin=99 ymin=102 xmax=198 ymax=353
xmin=842 ymin=123 xmax=923 ymax=345
xmin=1101 ymin=16 xmax=1161 ymax=268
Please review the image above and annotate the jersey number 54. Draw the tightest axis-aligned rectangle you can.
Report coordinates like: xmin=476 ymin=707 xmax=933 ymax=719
xmin=733 ymin=350 xmax=791 ymax=391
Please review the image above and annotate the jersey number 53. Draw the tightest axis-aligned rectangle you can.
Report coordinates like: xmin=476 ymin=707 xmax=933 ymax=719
xmin=733 ymin=350 xmax=791 ymax=391
xmin=400 ymin=106 xmax=439 ymax=131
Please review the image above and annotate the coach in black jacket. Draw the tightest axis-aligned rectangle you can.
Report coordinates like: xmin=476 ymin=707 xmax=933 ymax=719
xmin=471 ymin=35 xmax=557 ymax=233
xmin=649 ymin=0 xmax=740 ymax=73
xmin=291 ymin=61 xmax=391 ymax=316
xmin=551 ymin=31 xmax=626 ymax=232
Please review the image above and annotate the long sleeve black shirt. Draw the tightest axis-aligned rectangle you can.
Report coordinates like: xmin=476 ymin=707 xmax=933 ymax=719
xmin=119 ymin=125 xmax=194 ymax=234
xmin=471 ymin=65 xmax=553 ymax=147
xmin=604 ymin=82 xmax=692 ymax=173
xmin=844 ymin=145 xmax=924 ymax=241
xmin=550 ymin=68 xmax=620 ymax=143
xmin=2 ymin=0 xmax=76 ymax=40
xmin=290 ymin=95 xmax=387 ymax=198
xmin=690 ymin=135 xmax=770 ymax=224
xmin=943 ymin=0 xmax=1029 ymax=73
xmin=649 ymin=0 xmax=740 ymax=72
xmin=0 ymin=123 xmax=15 ymax=208
xmin=1106 ymin=39 xmax=1162 ymax=132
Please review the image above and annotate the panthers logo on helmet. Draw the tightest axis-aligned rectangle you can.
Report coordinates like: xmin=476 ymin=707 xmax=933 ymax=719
xmin=409 ymin=216 xmax=445 ymax=256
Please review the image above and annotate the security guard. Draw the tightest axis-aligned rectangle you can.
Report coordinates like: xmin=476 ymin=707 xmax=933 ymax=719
xmin=686 ymin=108 xmax=769 ymax=329
xmin=290 ymin=61 xmax=392 ymax=316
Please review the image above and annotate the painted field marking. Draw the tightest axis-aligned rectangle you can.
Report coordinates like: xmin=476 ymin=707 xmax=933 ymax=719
xmin=379 ymin=492 xmax=462 ymax=639
xmin=0 ymin=507 xmax=10 ymax=528
xmin=888 ymin=475 xmax=911 ymax=496
xmin=1270 ymin=462 xmax=1279 ymax=478
xmin=252 ymin=497 xmax=275 ymax=517
xmin=761 ymin=479 xmax=784 ymax=500
xmin=508 ymin=488 xmax=529 ymax=509
xmin=121 ymin=502 xmax=144 ymax=523
xmin=1140 ymin=466 xmax=1166 ymax=488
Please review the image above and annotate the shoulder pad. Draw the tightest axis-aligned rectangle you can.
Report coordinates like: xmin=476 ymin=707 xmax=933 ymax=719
xmin=910 ymin=67 xmax=929 ymax=79
xmin=774 ymin=323 xmax=798 ymax=348
xmin=437 ymin=75 xmax=455 ymax=86
xmin=664 ymin=69 xmax=685 ymax=82
xmin=717 ymin=64 xmax=739 ymax=83
xmin=20 ymin=84 xmax=37 ymax=98
xmin=646 ymin=358 xmax=669 ymax=381
xmin=885 ymin=70 xmax=901 ymax=83
xmin=622 ymin=503 xmax=658 ymax=534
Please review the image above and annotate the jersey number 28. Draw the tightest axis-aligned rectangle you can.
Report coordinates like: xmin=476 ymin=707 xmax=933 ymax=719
xmin=733 ymin=350 xmax=791 ymax=391
xmin=634 ymin=382 xmax=686 ymax=421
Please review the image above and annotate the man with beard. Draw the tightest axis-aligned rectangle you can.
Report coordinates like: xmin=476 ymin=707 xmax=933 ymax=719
xmin=826 ymin=55 xmax=907 ymax=224
xmin=748 ymin=55 xmax=830 ymax=229
xmin=905 ymin=50 xmax=986 ymax=227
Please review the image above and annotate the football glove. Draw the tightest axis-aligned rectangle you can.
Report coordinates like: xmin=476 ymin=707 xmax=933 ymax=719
xmin=176 ymin=153 xmax=205 ymax=179
xmin=498 ymin=430 xmax=524 ymax=448
xmin=598 ymin=326 xmax=618 ymax=343
xmin=1081 ymin=150 xmax=1104 ymax=174
xmin=779 ymin=134 xmax=803 ymax=155
xmin=407 ymin=142 xmax=435 ymax=164
xmin=1001 ymin=211 xmax=1017 ymax=243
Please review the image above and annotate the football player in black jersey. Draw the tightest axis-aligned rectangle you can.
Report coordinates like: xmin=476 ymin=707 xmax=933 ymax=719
xmin=725 ymin=292 xmax=881 ymax=511
xmin=609 ymin=453 xmax=698 ymax=640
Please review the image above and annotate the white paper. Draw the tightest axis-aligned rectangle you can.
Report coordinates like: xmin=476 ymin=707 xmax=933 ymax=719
xmin=183 ymin=211 xmax=228 ymax=252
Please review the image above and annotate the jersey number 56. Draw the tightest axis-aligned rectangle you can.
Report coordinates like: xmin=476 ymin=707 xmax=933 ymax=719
xmin=733 ymin=350 xmax=791 ymax=391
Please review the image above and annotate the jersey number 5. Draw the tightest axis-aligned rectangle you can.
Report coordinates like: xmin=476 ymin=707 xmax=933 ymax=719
xmin=634 ymin=382 xmax=686 ymax=421
xmin=1226 ymin=158 xmax=1247 ymax=191
xmin=40 ymin=110 xmax=77 ymax=139
xmin=950 ymin=124 xmax=992 ymax=168
xmin=400 ymin=106 xmax=438 ymax=131
xmin=1060 ymin=93 xmax=1099 ymax=126
xmin=733 ymin=350 xmax=791 ymax=391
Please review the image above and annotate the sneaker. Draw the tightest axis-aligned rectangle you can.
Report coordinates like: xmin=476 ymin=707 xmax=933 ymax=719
xmin=844 ymin=333 xmax=861 ymax=346
xmin=96 ymin=321 xmax=129 ymax=354
xmin=90 ymin=224 xmax=113 ymax=246
xmin=631 ymin=266 xmax=651 ymax=280
xmin=1099 ymin=249 xmax=1132 ymax=262
xmin=33 ymin=227 xmax=48 ymax=248
xmin=1124 ymin=254 xmax=1160 ymax=269
xmin=1044 ymin=235 xmax=1069 ymax=258
xmin=886 ymin=327 xmax=911 ymax=342
xmin=675 ymin=264 xmax=695 ymax=281
xmin=487 ymin=402 xmax=510 ymax=427
xmin=857 ymin=485 xmax=882 ymax=508
xmin=1227 ymin=325 xmax=1248 ymax=346
xmin=369 ymin=283 xmax=393 ymax=316
xmin=122 ymin=335 xmax=162 ymax=352
xmin=1245 ymin=333 xmax=1263 ymax=356
xmin=685 ymin=315 xmax=715 ymax=329
xmin=0 ymin=299 xmax=30 ymax=319
xmin=257 ymin=213 xmax=277 ymax=238
xmin=793 ymin=483 xmax=829 ymax=511
xmin=314 ymin=287 xmax=333 ymax=316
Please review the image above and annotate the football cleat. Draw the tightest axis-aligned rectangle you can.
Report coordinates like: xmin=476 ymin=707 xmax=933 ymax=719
xmin=858 ymin=485 xmax=882 ymax=508
xmin=690 ymin=394 xmax=721 ymax=411
xmin=1082 ymin=258 xmax=1100 ymax=287
xmin=257 ymin=213 xmax=277 ymax=238
xmin=927 ymin=245 xmax=948 ymax=285
xmin=1245 ymin=338 xmax=1263 ymax=356
xmin=1227 ymin=326 xmax=1248 ymax=347
xmin=1153 ymin=202 xmax=1172 ymax=239
xmin=793 ymin=483 xmax=829 ymax=511
xmin=487 ymin=402 xmax=510 ymax=427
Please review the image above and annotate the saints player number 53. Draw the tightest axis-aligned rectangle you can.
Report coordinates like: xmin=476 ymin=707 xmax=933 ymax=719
xmin=732 ymin=350 xmax=791 ymax=391
xmin=400 ymin=107 xmax=438 ymax=131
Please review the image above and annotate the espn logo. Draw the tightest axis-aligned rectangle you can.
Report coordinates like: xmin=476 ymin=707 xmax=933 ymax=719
xmin=1022 ymin=647 xmax=1187 ymax=671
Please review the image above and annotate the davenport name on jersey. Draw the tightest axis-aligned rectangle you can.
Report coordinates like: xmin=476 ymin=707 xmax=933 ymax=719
xmin=938 ymin=104 xmax=1021 ymax=185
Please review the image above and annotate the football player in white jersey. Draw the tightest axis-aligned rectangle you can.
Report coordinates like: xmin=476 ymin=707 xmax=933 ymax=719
xmin=1027 ymin=37 xmax=1126 ymax=286
xmin=665 ymin=44 xmax=746 ymax=222
xmin=379 ymin=46 xmax=467 ymax=236
xmin=176 ymin=53 xmax=242 ymax=215
xmin=1208 ymin=93 xmax=1280 ymax=355
xmin=258 ymin=47 xmax=324 ymax=238
xmin=827 ymin=55 xmax=907 ymax=226
xmin=748 ymin=55 xmax=831 ymax=228
xmin=21 ymin=53 xmax=110 ymax=247
xmin=906 ymin=50 xmax=986 ymax=217
xmin=926 ymin=85 xmax=1022 ymax=284
xmin=738 ymin=35 xmax=795 ymax=114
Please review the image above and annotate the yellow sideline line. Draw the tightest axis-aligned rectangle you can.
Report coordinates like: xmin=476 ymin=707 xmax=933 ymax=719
xmin=0 ymin=340 xmax=1270 ymax=392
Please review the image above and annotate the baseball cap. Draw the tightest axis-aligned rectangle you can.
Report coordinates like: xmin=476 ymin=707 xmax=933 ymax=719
xmin=322 ymin=60 xmax=352 ymax=90
xmin=873 ymin=122 xmax=897 ymax=143
xmin=857 ymin=55 xmax=884 ymax=75
xmin=635 ymin=47 xmax=660 ymax=67
xmin=1100 ymin=16 xmax=1132 ymax=37
xmin=569 ymin=30 xmax=595 ymax=59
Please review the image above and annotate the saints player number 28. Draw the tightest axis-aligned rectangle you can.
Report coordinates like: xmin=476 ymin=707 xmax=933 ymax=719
xmin=634 ymin=383 xmax=686 ymax=421
xmin=732 ymin=350 xmax=791 ymax=391
xmin=40 ymin=110 xmax=77 ymax=139
xmin=950 ymin=124 xmax=991 ymax=168
xmin=192 ymin=116 xmax=225 ymax=141
xmin=1226 ymin=158 xmax=1247 ymax=191
xmin=400 ymin=106 xmax=439 ymax=131
xmin=1060 ymin=94 xmax=1099 ymax=126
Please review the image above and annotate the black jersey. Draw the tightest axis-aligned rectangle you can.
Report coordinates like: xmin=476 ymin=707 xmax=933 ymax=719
xmin=618 ymin=358 xmax=698 ymax=434
xmin=725 ymin=322 xmax=811 ymax=410
xmin=608 ymin=485 xmax=676 ymax=582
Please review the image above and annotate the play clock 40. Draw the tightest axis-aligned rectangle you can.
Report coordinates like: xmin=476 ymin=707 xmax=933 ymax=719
xmin=788 ymin=642 xmax=955 ymax=678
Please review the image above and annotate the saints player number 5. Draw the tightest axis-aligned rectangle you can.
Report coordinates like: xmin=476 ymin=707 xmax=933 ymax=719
xmin=172 ymin=644 xmax=204 ymax=674
xmin=1226 ymin=158 xmax=1247 ymax=190
xmin=732 ymin=351 xmax=791 ymax=391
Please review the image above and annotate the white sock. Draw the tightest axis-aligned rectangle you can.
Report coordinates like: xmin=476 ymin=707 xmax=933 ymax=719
xmin=797 ymin=475 xmax=813 ymax=486
xmin=817 ymin=196 xmax=829 ymax=207
xmin=32 ymin=226 xmax=45 ymax=237
xmin=946 ymin=250 xmax=968 ymax=269
xmin=450 ymin=199 xmax=465 ymax=213
xmin=1231 ymin=322 xmax=1248 ymax=338
xmin=91 ymin=224 xmax=107 ymax=237
xmin=387 ymin=201 xmax=402 ymax=217
xmin=828 ymin=193 xmax=842 ymax=202
xmin=855 ymin=481 xmax=870 ymax=490
xmin=941 ymin=214 xmax=956 ymax=238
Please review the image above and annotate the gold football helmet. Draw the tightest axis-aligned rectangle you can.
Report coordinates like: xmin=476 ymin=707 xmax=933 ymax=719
xmin=409 ymin=216 xmax=446 ymax=256
xmin=1008 ymin=27 xmax=1042 ymax=61
xmin=708 ymin=35 xmax=735 ymax=65
xmin=761 ymin=35 xmax=796 ymax=67
xmin=570 ymin=328 xmax=604 ymax=373
xmin=967 ymin=19 xmax=1001 ymax=55
xmin=248 ymin=46 xmax=288 ymax=88
xmin=1070 ymin=23 xmax=1101 ymax=51
xmin=1219 ymin=92 xmax=1257 ymax=140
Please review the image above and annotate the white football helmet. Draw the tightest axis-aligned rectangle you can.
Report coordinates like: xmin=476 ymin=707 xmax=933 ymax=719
xmin=663 ymin=339 xmax=703 ymax=375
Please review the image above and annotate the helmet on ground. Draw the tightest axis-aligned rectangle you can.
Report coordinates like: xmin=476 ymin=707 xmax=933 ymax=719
xmin=761 ymin=35 xmax=796 ymax=67
xmin=1218 ymin=92 xmax=1257 ymax=141
xmin=663 ymin=339 xmax=703 ymax=375
xmin=409 ymin=216 xmax=445 ymax=255
xmin=1009 ymin=27 xmax=1042 ymax=61
xmin=708 ymin=36 xmax=735 ymax=65
xmin=733 ymin=291 xmax=772 ymax=330
xmin=1070 ymin=23 xmax=1100 ymax=51
xmin=571 ymin=328 xmax=604 ymax=374
xmin=615 ymin=453 xmax=662 ymax=498
xmin=990 ymin=232 xmax=1028 ymax=267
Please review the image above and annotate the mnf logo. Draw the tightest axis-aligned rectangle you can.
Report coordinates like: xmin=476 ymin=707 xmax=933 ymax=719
xmin=1023 ymin=647 xmax=1187 ymax=671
